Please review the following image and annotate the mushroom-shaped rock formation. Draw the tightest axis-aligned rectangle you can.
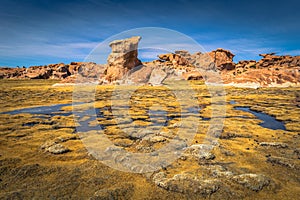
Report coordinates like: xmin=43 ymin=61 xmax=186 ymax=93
xmin=105 ymin=36 xmax=142 ymax=82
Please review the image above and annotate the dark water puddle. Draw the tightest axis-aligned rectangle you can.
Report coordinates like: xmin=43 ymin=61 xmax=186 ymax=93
xmin=229 ymin=100 xmax=286 ymax=130
xmin=186 ymin=106 xmax=201 ymax=113
xmin=2 ymin=103 xmax=73 ymax=117
xmin=1 ymin=102 xmax=103 ymax=132
xmin=230 ymin=100 xmax=237 ymax=105
xmin=202 ymin=117 xmax=211 ymax=121
xmin=234 ymin=106 xmax=286 ymax=130
xmin=22 ymin=122 xmax=38 ymax=127
xmin=75 ymin=108 xmax=104 ymax=132
xmin=2 ymin=100 xmax=287 ymax=131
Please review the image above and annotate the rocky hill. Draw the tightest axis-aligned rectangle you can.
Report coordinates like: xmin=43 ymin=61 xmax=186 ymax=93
xmin=1 ymin=36 xmax=299 ymax=88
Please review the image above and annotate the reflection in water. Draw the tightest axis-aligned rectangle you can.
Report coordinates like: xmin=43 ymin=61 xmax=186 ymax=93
xmin=3 ymin=103 xmax=73 ymax=117
xmin=234 ymin=106 xmax=286 ymax=130
xmin=2 ymin=101 xmax=286 ymax=131
xmin=229 ymin=100 xmax=286 ymax=130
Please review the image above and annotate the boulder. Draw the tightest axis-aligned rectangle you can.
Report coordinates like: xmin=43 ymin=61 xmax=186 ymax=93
xmin=123 ymin=65 xmax=154 ymax=85
xmin=148 ymin=68 xmax=168 ymax=86
xmin=188 ymin=52 xmax=216 ymax=71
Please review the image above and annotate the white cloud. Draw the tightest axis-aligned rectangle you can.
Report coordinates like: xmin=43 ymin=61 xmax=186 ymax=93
xmin=0 ymin=42 xmax=99 ymax=59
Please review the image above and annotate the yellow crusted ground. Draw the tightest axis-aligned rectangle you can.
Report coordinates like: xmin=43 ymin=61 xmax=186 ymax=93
xmin=0 ymin=79 xmax=299 ymax=199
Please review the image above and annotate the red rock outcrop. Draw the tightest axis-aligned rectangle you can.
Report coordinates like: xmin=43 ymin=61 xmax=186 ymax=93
xmin=222 ymin=53 xmax=300 ymax=87
xmin=0 ymin=67 xmax=25 ymax=79
xmin=0 ymin=36 xmax=299 ymax=88
xmin=208 ymin=48 xmax=235 ymax=70
xmin=0 ymin=62 xmax=105 ymax=83
xmin=158 ymin=53 xmax=190 ymax=66
xmin=60 ymin=62 xmax=105 ymax=84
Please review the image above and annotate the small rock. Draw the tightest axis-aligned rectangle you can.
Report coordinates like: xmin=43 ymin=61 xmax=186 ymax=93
xmin=135 ymin=145 xmax=154 ymax=153
xmin=41 ymin=135 xmax=77 ymax=150
xmin=179 ymin=155 xmax=187 ymax=160
xmin=169 ymin=122 xmax=181 ymax=128
xmin=210 ymin=165 xmax=234 ymax=178
xmin=294 ymin=148 xmax=300 ymax=158
xmin=266 ymin=156 xmax=295 ymax=168
xmin=220 ymin=132 xmax=252 ymax=139
xmin=145 ymin=135 xmax=166 ymax=143
xmin=153 ymin=172 xmax=219 ymax=196
xmin=159 ymin=130 xmax=174 ymax=138
xmin=259 ymin=142 xmax=288 ymax=148
xmin=221 ymin=149 xmax=235 ymax=156
xmin=232 ymin=173 xmax=270 ymax=191
xmin=41 ymin=140 xmax=57 ymax=149
xmin=153 ymin=172 xmax=168 ymax=187
xmin=55 ymin=135 xmax=78 ymax=142
xmin=46 ymin=144 xmax=70 ymax=154
xmin=184 ymin=144 xmax=215 ymax=160
xmin=199 ymin=152 xmax=216 ymax=160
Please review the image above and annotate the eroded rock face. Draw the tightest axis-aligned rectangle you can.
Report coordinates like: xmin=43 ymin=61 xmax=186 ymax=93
xmin=122 ymin=65 xmax=154 ymax=85
xmin=1 ymin=35 xmax=299 ymax=88
xmin=0 ymin=62 xmax=105 ymax=82
xmin=158 ymin=53 xmax=189 ymax=66
xmin=154 ymin=48 xmax=234 ymax=81
xmin=208 ymin=48 xmax=235 ymax=70
xmin=105 ymin=36 xmax=142 ymax=82
xmin=0 ymin=67 xmax=26 ymax=79
xmin=222 ymin=53 xmax=300 ymax=87
xmin=106 ymin=42 xmax=300 ymax=86
xmin=258 ymin=53 xmax=300 ymax=68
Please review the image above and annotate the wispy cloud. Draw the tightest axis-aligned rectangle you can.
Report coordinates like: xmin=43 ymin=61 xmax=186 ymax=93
xmin=278 ymin=49 xmax=300 ymax=56
xmin=0 ymin=42 xmax=98 ymax=58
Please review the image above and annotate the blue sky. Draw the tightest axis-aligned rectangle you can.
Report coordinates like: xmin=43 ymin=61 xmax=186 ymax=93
xmin=1 ymin=0 xmax=299 ymax=67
